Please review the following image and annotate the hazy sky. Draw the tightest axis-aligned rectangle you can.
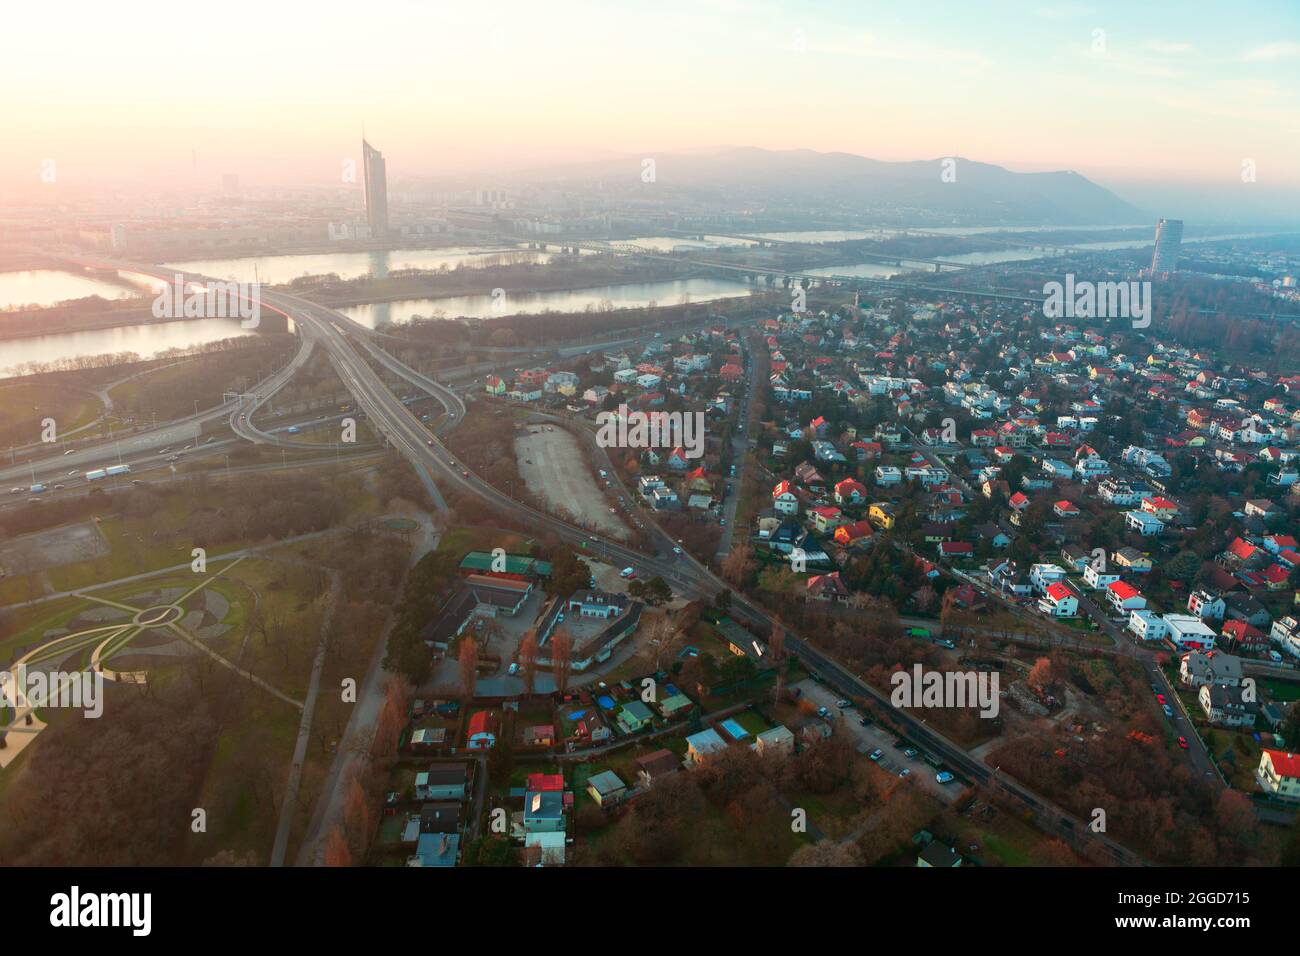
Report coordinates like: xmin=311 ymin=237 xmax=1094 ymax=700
xmin=3 ymin=0 xmax=1298 ymax=209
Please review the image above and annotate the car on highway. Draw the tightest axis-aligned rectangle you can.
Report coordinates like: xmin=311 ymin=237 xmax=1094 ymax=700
xmin=868 ymin=748 xmax=884 ymax=761
xmin=936 ymin=771 xmax=955 ymax=784
xmin=1178 ymin=736 xmax=1189 ymax=750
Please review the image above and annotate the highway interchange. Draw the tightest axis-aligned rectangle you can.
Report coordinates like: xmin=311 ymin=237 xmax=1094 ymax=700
xmin=6 ymin=255 xmax=1148 ymax=865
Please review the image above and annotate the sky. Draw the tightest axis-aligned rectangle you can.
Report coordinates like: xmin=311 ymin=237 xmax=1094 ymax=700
xmin=1 ymin=0 xmax=1298 ymax=219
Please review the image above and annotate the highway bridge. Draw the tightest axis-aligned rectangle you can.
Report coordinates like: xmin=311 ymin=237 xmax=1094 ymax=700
xmin=12 ymin=253 xmax=1142 ymax=862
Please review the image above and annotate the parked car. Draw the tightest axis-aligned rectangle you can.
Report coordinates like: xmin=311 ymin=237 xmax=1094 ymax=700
xmin=898 ymin=768 xmax=911 ymax=778
xmin=936 ymin=771 xmax=955 ymax=784
xmin=1163 ymin=704 xmax=1175 ymax=718
xmin=903 ymin=747 xmax=919 ymax=759
xmin=816 ymin=706 xmax=831 ymax=719
xmin=835 ymin=699 xmax=851 ymax=709
xmin=869 ymin=748 xmax=884 ymax=761
xmin=1177 ymin=736 xmax=1189 ymax=750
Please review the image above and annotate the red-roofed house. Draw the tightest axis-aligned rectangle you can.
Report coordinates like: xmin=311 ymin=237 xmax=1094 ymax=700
xmin=719 ymin=363 xmax=743 ymax=383
xmin=1141 ymin=496 xmax=1179 ymax=521
xmin=833 ymin=520 xmax=874 ymax=549
xmin=1106 ymin=580 xmax=1147 ymax=613
xmin=772 ymin=480 xmax=799 ymax=515
xmin=1220 ymin=619 xmax=1267 ymax=650
xmin=1038 ymin=582 xmax=1079 ymax=618
xmin=1053 ymin=500 xmax=1080 ymax=519
xmin=526 ymin=773 xmax=565 ymax=792
xmin=1225 ymin=537 xmax=1262 ymax=566
xmin=468 ymin=711 xmax=499 ymax=750
xmin=833 ymin=478 xmax=868 ymax=505
xmin=805 ymin=571 xmax=850 ymax=603
xmin=1008 ymin=491 xmax=1030 ymax=512
xmin=1262 ymin=564 xmax=1292 ymax=590
xmin=938 ymin=541 xmax=974 ymax=558
xmin=1258 ymin=750 xmax=1300 ymax=801
xmin=809 ymin=505 xmax=845 ymax=533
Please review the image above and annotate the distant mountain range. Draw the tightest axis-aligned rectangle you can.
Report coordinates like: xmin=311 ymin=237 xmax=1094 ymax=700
xmin=527 ymin=146 xmax=1145 ymax=226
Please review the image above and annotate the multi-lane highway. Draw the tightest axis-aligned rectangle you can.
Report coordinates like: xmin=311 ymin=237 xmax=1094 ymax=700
xmin=38 ymin=254 xmax=1146 ymax=864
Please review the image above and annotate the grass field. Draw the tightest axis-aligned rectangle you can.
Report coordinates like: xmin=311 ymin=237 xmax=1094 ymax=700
xmin=0 ymin=381 xmax=102 ymax=447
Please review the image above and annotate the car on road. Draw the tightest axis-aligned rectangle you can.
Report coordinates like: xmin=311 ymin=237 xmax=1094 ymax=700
xmin=1151 ymin=683 xmax=1160 ymax=693
xmin=936 ymin=771 xmax=955 ymax=784
xmin=63 ymin=449 xmax=74 ymax=456
xmin=868 ymin=748 xmax=884 ymax=761
xmin=68 ymin=470 xmax=79 ymax=476
xmin=1177 ymin=736 xmax=1189 ymax=750
xmin=1156 ymin=694 xmax=1166 ymax=705
xmin=835 ymin=699 xmax=851 ymax=709
xmin=1162 ymin=704 xmax=1175 ymax=718
xmin=672 ymin=546 xmax=682 ymax=554
xmin=9 ymin=487 xmax=23 ymax=495
xmin=53 ymin=483 xmax=65 ymax=490
xmin=903 ymin=747 xmax=919 ymax=759
xmin=461 ymin=470 xmax=469 ymax=477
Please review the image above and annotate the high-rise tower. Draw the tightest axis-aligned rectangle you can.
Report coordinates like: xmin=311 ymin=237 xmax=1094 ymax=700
xmin=1150 ymin=218 xmax=1183 ymax=275
xmin=362 ymin=139 xmax=389 ymax=237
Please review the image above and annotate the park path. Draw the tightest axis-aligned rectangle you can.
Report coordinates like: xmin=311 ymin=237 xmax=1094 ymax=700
xmin=294 ymin=511 xmax=438 ymax=866
xmin=270 ymin=567 xmax=341 ymax=865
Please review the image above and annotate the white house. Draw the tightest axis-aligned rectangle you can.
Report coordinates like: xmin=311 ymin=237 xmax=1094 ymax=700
xmin=1164 ymin=614 xmax=1217 ymax=651
xmin=874 ymin=466 xmax=902 ymax=487
xmin=1038 ymin=582 xmax=1078 ymax=618
xmin=1125 ymin=510 xmax=1164 ymax=536
xmin=1128 ymin=609 xmax=1168 ymax=642
xmin=1029 ymin=563 xmax=1068 ymax=594
xmin=1083 ymin=565 xmax=1120 ymax=590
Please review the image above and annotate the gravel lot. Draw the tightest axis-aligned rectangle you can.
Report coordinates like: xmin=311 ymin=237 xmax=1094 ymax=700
xmin=515 ymin=426 xmax=628 ymax=539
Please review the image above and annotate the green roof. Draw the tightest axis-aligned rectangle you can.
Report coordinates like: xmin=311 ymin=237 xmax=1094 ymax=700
xmin=459 ymin=551 xmax=552 ymax=577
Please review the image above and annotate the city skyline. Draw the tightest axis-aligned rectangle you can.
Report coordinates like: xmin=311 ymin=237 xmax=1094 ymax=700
xmin=2 ymin=1 xmax=1298 ymax=223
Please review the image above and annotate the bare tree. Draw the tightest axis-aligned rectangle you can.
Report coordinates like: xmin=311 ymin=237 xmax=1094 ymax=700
xmin=457 ymin=637 xmax=480 ymax=702
xmin=550 ymin=628 xmax=574 ymax=697
xmin=519 ymin=629 xmax=539 ymax=696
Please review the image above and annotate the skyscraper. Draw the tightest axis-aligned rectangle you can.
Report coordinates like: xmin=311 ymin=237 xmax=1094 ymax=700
xmin=362 ymin=139 xmax=388 ymax=237
xmin=1150 ymin=218 xmax=1183 ymax=275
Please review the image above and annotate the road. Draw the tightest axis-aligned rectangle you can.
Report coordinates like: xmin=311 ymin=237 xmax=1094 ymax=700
xmin=254 ymin=288 xmax=1146 ymax=865
xmin=58 ymin=255 xmax=1150 ymax=864
xmin=793 ymin=678 xmax=963 ymax=805
xmin=715 ymin=334 xmax=758 ymax=557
